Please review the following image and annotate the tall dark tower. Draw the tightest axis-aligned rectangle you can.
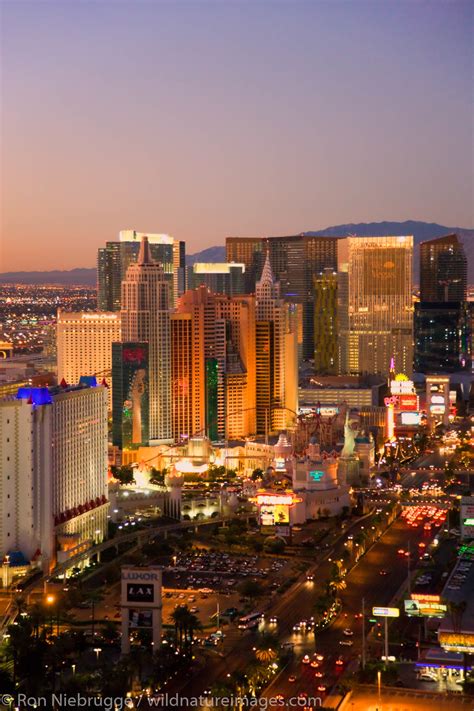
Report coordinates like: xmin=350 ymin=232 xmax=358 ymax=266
xmin=415 ymin=234 xmax=471 ymax=373
xmin=419 ymin=234 xmax=467 ymax=302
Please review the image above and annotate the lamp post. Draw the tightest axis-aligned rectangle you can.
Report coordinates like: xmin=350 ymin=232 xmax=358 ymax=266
xmin=93 ymin=647 xmax=102 ymax=663
xmin=46 ymin=594 xmax=55 ymax=635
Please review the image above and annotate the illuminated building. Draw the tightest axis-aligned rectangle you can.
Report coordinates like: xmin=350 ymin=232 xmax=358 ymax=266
xmin=313 ymin=270 xmax=338 ymax=374
xmin=415 ymin=301 xmax=472 ymax=373
xmin=170 ymin=313 xmax=204 ymax=442
xmin=98 ymin=230 xmax=185 ymax=310
xmin=425 ymin=375 xmax=450 ymax=430
xmin=415 ymin=235 xmax=470 ymax=374
xmin=420 ymin=234 xmax=467 ymax=302
xmin=337 ymin=236 xmax=414 ymax=377
xmin=0 ymin=382 xmax=108 ymax=577
xmin=177 ymin=287 xmax=256 ymax=440
xmin=112 ymin=342 xmax=149 ymax=449
xmin=226 ymin=237 xmax=265 ymax=293
xmin=226 ymin=235 xmax=338 ymax=359
xmin=186 ymin=262 xmax=245 ymax=296
xmin=0 ymin=341 xmax=13 ymax=359
xmin=121 ymin=236 xmax=172 ymax=444
xmin=56 ymin=310 xmax=121 ymax=404
xmin=255 ymin=252 xmax=298 ymax=434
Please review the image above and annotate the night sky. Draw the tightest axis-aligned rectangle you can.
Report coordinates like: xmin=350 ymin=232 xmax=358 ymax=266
xmin=1 ymin=0 xmax=472 ymax=270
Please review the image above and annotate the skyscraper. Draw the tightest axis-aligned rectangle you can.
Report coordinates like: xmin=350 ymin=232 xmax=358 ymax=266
xmin=177 ymin=287 xmax=256 ymax=441
xmin=170 ymin=313 xmax=204 ymax=442
xmin=255 ymin=252 xmax=298 ymax=434
xmin=98 ymin=231 xmax=185 ymax=311
xmin=186 ymin=262 xmax=246 ymax=296
xmin=313 ymin=270 xmax=338 ymax=374
xmin=415 ymin=234 xmax=470 ymax=373
xmin=225 ymin=235 xmax=338 ymax=358
xmin=56 ymin=310 xmax=121 ymax=404
xmin=0 ymin=381 xmax=108 ymax=574
xmin=337 ymin=236 xmax=414 ymax=377
xmin=420 ymin=234 xmax=467 ymax=302
xmin=414 ymin=302 xmax=471 ymax=373
xmin=121 ymin=236 xmax=172 ymax=444
xmin=226 ymin=237 xmax=265 ymax=293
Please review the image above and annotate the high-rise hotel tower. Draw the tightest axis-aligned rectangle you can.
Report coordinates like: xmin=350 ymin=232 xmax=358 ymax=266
xmin=337 ymin=236 xmax=414 ymax=377
xmin=121 ymin=236 xmax=172 ymax=444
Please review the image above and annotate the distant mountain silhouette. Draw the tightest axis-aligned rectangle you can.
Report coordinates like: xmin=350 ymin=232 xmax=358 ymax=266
xmin=185 ymin=245 xmax=226 ymax=265
xmin=1 ymin=222 xmax=472 ymax=284
xmin=0 ymin=268 xmax=98 ymax=285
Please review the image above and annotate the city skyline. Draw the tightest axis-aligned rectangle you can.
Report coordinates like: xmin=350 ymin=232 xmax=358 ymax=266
xmin=1 ymin=0 xmax=473 ymax=271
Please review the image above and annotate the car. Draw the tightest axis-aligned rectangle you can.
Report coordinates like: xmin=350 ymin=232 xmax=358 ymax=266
xmin=379 ymin=569 xmax=388 ymax=576
xmin=306 ymin=574 xmax=314 ymax=581
xmin=190 ymin=607 xmax=198 ymax=613
xmin=310 ymin=661 xmax=319 ymax=668
xmin=418 ymin=673 xmax=437 ymax=682
xmin=316 ymin=654 xmax=324 ymax=661
xmin=302 ymin=655 xmax=310 ymax=664
xmin=269 ymin=616 xmax=278 ymax=624
xmin=288 ymin=675 xmax=296 ymax=683
xmin=317 ymin=685 xmax=326 ymax=692
xmin=343 ymin=628 xmax=353 ymax=636
xmin=335 ymin=658 xmax=344 ymax=666
xmin=314 ymin=671 xmax=323 ymax=678
xmin=340 ymin=639 xmax=353 ymax=646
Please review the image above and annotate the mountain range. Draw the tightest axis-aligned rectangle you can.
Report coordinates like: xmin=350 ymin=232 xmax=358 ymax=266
xmin=1 ymin=221 xmax=472 ymax=285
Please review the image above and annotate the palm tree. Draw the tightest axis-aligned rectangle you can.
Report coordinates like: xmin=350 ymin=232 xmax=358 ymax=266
xmin=245 ymin=661 xmax=268 ymax=696
xmin=328 ymin=576 xmax=347 ymax=597
xmin=170 ymin=605 xmax=201 ymax=652
xmin=255 ymin=647 xmax=277 ymax=664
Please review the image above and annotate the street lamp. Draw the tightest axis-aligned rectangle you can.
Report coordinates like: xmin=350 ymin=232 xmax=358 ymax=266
xmin=46 ymin=594 xmax=56 ymax=634
xmin=93 ymin=647 xmax=102 ymax=663
xmin=71 ymin=664 xmax=76 ymax=676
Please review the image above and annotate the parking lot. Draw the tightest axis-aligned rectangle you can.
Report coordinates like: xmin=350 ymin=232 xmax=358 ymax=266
xmin=164 ymin=550 xmax=293 ymax=593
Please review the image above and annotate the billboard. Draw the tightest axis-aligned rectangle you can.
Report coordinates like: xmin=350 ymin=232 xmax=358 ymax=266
xmin=400 ymin=411 xmax=421 ymax=426
xmin=461 ymin=497 xmax=474 ymax=539
xmin=129 ymin=609 xmax=153 ymax=628
xmin=120 ymin=566 xmax=162 ymax=654
xmin=404 ymin=599 xmax=447 ymax=618
xmin=112 ymin=342 xmax=149 ymax=449
xmin=372 ymin=606 xmax=399 ymax=618
xmin=398 ymin=394 xmax=418 ymax=411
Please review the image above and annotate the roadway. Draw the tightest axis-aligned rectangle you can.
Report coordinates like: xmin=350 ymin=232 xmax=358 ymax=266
xmin=168 ymin=507 xmax=406 ymax=702
xmin=172 ymin=505 xmax=445 ymax=708
xmin=259 ymin=512 xmax=442 ymax=705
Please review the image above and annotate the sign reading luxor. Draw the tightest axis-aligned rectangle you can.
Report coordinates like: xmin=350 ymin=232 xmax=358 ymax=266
xmin=120 ymin=566 xmax=162 ymax=655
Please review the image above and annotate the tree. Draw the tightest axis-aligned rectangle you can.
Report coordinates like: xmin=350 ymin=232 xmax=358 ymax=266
xmin=238 ymin=580 xmax=263 ymax=601
xmin=251 ymin=468 xmax=263 ymax=481
xmin=170 ymin=605 xmax=201 ymax=653
xmin=263 ymin=536 xmax=285 ymax=554
xmin=114 ymin=465 xmax=135 ymax=485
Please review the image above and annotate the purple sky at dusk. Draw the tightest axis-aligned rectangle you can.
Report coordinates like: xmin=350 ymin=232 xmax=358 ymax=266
xmin=1 ymin=0 xmax=472 ymax=271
